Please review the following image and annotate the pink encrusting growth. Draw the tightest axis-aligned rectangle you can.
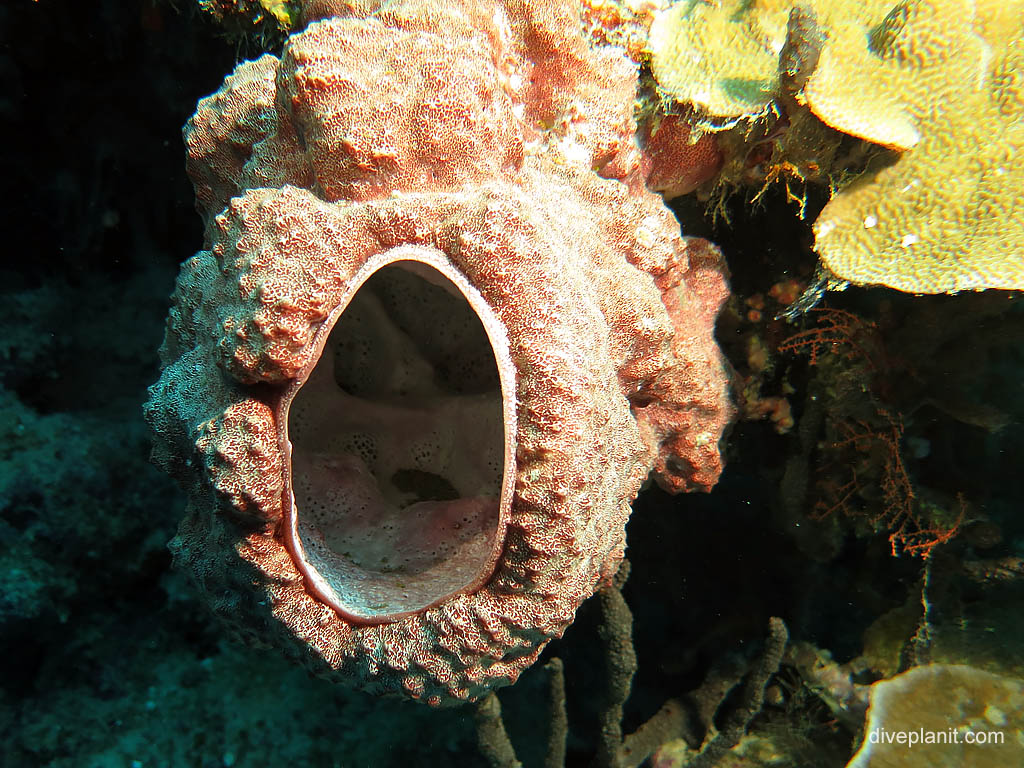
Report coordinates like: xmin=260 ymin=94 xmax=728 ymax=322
xmin=641 ymin=115 xmax=724 ymax=200
xmin=146 ymin=0 xmax=732 ymax=705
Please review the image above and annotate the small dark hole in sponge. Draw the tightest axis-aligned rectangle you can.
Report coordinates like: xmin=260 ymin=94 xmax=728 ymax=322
xmin=391 ymin=468 xmax=460 ymax=503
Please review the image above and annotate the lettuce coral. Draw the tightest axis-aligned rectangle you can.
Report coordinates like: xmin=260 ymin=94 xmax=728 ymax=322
xmin=649 ymin=0 xmax=1024 ymax=293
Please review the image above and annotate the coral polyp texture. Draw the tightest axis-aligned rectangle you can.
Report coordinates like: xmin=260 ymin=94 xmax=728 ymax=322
xmin=649 ymin=0 xmax=1024 ymax=293
xmin=146 ymin=0 xmax=731 ymax=705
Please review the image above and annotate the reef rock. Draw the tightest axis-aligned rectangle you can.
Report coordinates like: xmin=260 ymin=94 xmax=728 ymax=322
xmin=146 ymin=0 xmax=731 ymax=705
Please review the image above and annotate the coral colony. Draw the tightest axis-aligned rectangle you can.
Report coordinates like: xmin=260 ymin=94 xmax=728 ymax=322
xmin=648 ymin=0 xmax=1024 ymax=292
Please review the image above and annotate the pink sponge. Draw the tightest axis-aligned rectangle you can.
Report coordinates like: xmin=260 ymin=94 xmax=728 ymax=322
xmin=146 ymin=0 xmax=732 ymax=705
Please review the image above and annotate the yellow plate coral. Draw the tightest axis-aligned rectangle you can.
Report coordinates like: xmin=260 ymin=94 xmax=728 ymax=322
xmin=649 ymin=0 xmax=792 ymax=123
xmin=812 ymin=0 xmax=1024 ymax=293
xmin=650 ymin=0 xmax=1024 ymax=293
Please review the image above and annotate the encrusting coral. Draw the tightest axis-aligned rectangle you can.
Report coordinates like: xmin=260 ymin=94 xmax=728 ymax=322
xmin=649 ymin=0 xmax=793 ymax=125
xmin=648 ymin=0 xmax=1024 ymax=293
xmin=146 ymin=0 xmax=731 ymax=705
xmin=847 ymin=664 xmax=1024 ymax=767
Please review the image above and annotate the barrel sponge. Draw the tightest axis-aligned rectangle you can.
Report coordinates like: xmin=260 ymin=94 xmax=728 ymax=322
xmin=146 ymin=0 xmax=732 ymax=705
